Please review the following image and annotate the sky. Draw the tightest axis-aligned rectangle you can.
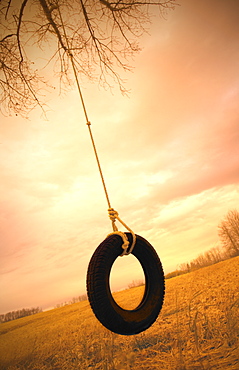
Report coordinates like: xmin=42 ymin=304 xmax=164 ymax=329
xmin=1 ymin=0 xmax=239 ymax=314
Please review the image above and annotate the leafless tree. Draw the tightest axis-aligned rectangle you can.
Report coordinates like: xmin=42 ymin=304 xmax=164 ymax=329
xmin=218 ymin=209 xmax=239 ymax=257
xmin=0 ymin=0 xmax=176 ymax=117
xmin=0 ymin=306 xmax=42 ymax=323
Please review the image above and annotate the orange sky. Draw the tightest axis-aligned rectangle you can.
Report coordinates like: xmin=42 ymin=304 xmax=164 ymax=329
xmin=1 ymin=0 xmax=239 ymax=313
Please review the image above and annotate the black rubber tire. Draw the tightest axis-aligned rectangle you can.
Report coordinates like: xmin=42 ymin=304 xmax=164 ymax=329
xmin=86 ymin=233 xmax=165 ymax=335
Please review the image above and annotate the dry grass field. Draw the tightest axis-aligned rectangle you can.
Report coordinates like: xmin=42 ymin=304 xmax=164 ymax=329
xmin=0 ymin=256 xmax=238 ymax=370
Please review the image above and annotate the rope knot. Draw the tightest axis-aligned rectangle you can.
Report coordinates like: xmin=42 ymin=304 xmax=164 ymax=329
xmin=108 ymin=208 xmax=118 ymax=222
xmin=107 ymin=207 xmax=136 ymax=256
xmin=107 ymin=231 xmax=130 ymax=256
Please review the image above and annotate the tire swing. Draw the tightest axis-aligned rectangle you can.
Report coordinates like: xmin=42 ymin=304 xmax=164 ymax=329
xmin=62 ymin=31 xmax=165 ymax=335
xmin=87 ymin=231 xmax=165 ymax=335
xmin=85 ymin=183 xmax=165 ymax=336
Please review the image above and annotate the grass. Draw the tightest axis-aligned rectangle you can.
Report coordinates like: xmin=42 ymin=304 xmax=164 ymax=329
xmin=0 ymin=256 xmax=238 ymax=370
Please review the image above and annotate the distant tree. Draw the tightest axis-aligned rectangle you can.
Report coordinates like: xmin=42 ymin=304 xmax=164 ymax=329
xmin=204 ymin=246 xmax=223 ymax=264
xmin=218 ymin=209 xmax=239 ymax=258
xmin=78 ymin=294 xmax=87 ymax=302
xmin=179 ymin=263 xmax=190 ymax=273
xmin=165 ymin=269 xmax=186 ymax=279
xmin=0 ymin=0 xmax=176 ymax=117
xmin=0 ymin=306 xmax=42 ymax=323
xmin=128 ymin=279 xmax=144 ymax=288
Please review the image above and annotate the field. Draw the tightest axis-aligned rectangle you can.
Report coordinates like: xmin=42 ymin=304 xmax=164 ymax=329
xmin=0 ymin=256 xmax=238 ymax=370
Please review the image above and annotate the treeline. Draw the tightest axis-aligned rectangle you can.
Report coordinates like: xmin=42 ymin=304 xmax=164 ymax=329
xmin=54 ymin=294 xmax=87 ymax=309
xmin=165 ymin=245 xmax=227 ymax=279
xmin=165 ymin=243 xmax=237 ymax=279
xmin=128 ymin=279 xmax=144 ymax=289
xmin=166 ymin=209 xmax=239 ymax=279
xmin=0 ymin=307 xmax=42 ymax=324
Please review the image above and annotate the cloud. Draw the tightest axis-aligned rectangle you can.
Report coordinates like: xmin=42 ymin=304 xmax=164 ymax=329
xmin=1 ymin=0 xmax=239 ymax=313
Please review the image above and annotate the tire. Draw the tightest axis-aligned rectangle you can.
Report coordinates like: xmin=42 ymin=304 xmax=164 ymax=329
xmin=86 ymin=232 xmax=165 ymax=335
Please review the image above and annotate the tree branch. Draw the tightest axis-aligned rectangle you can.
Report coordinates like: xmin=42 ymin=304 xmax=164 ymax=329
xmin=0 ymin=0 xmax=176 ymax=116
xmin=0 ymin=34 xmax=15 ymax=43
xmin=38 ymin=0 xmax=67 ymax=51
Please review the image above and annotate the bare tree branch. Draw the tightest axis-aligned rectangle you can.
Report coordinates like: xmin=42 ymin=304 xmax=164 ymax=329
xmin=0 ymin=0 xmax=176 ymax=117
xmin=38 ymin=0 xmax=67 ymax=51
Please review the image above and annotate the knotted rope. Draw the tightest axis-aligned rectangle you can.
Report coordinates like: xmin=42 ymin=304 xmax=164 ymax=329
xmin=108 ymin=208 xmax=136 ymax=256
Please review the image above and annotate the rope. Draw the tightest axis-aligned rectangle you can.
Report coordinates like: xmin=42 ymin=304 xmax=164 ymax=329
xmin=108 ymin=208 xmax=136 ymax=256
xmin=58 ymin=7 xmax=111 ymax=209
xmin=58 ymin=7 xmax=136 ymax=255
